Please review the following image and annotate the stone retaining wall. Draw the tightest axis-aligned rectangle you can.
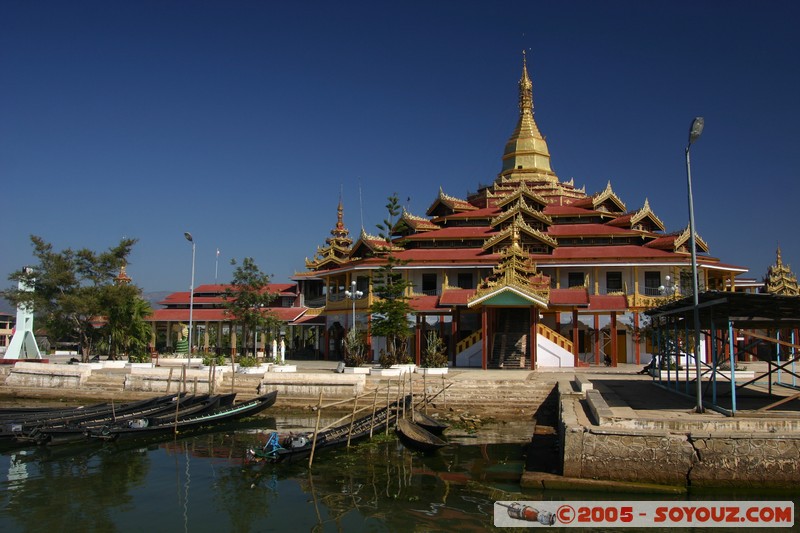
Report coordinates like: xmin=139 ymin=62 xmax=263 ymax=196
xmin=559 ymin=381 xmax=800 ymax=488
xmin=5 ymin=362 xmax=91 ymax=389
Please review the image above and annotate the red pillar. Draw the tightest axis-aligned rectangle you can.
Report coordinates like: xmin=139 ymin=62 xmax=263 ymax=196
xmin=529 ymin=307 xmax=538 ymax=369
xmin=634 ymin=312 xmax=641 ymax=365
xmin=481 ymin=306 xmax=488 ymax=370
xmin=415 ymin=314 xmax=422 ymax=366
xmin=594 ymin=314 xmax=601 ymax=365
xmin=610 ymin=312 xmax=618 ymax=366
xmin=323 ymin=323 xmax=329 ymax=360
xmin=572 ymin=309 xmax=579 ymax=366
xmin=451 ymin=308 xmax=459 ymax=367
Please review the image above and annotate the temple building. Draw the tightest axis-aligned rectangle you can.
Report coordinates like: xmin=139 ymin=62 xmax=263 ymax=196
xmin=763 ymin=248 xmax=800 ymax=296
xmin=147 ymin=283 xmax=324 ymax=357
xmin=293 ymin=53 xmax=750 ymax=368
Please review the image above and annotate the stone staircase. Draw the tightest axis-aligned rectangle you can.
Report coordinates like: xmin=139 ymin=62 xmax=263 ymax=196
xmin=414 ymin=378 xmax=558 ymax=417
xmin=489 ymin=309 xmax=529 ymax=369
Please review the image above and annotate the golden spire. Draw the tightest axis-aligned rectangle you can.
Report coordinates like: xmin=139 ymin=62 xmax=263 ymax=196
xmin=765 ymin=246 xmax=799 ymax=296
xmin=519 ymin=50 xmax=533 ymax=116
xmin=115 ymin=263 xmax=132 ymax=285
xmin=500 ymin=51 xmax=557 ymax=182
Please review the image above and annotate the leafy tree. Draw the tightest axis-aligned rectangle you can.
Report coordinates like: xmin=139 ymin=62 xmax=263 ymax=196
xmin=369 ymin=194 xmax=414 ymax=363
xmin=101 ymin=283 xmax=153 ymax=360
xmin=3 ymin=235 xmax=138 ymax=361
xmin=223 ymin=257 xmax=279 ymax=359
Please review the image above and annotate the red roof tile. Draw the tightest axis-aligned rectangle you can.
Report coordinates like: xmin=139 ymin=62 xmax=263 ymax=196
xmin=439 ymin=288 xmax=476 ymax=306
xmin=440 ymin=206 xmax=498 ymax=219
xmin=148 ymin=307 xmax=307 ymax=323
xmin=588 ymin=294 xmax=628 ymax=311
xmin=546 ymin=224 xmax=637 ymax=236
xmin=408 ymin=295 xmax=444 ymax=313
xmin=394 ymin=248 xmax=498 ymax=263
xmin=549 ymin=289 xmax=589 ymax=305
xmin=401 ymin=226 xmax=496 ymax=240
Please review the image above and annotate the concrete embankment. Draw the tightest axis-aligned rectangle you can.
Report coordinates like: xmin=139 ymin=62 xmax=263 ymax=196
xmin=0 ymin=359 xmax=556 ymax=421
xmin=540 ymin=369 xmax=800 ymax=490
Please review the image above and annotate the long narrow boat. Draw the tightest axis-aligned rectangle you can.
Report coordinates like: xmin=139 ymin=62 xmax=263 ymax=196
xmin=251 ymin=395 xmax=410 ymax=463
xmin=1 ymin=394 xmax=183 ymax=442
xmin=396 ymin=418 xmax=447 ymax=452
xmin=13 ymin=394 xmax=206 ymax=446
xmin=86 ymin=391 xmax=278 ymax=442
xmin=412 ymin=410 xmax=449 ymax=435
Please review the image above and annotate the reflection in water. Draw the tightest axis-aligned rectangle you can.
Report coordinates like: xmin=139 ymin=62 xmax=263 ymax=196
xmin=1 ymin=425 xmax=796 ymax=532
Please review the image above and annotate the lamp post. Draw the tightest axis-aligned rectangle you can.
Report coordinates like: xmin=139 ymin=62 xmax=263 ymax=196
xmin=344 ymin=280 xmax=364 ymax=331
xmin=685 ymin=117 xmax=704 ymax=413
xmin=184 ymin=232 xmax=196 ymax=365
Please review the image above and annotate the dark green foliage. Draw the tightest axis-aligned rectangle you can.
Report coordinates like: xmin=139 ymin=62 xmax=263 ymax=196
xmin=370 ymin=194 xmax=413 ymax=363
xmin=3 ymin=235 xmax=147 ymax=361
xmin=223 ymin=258 xmax=279 ymax=359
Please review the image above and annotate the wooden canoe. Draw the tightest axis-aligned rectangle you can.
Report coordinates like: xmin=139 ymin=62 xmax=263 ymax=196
xmin=396 ymin=418 xmax=447 ymax=452
xmin=412 ymin=410 xmax=448 ymax=435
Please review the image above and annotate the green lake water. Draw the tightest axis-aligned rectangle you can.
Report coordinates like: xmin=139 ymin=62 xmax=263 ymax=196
xmin=0 ymin=417 xmax=797 ymax=532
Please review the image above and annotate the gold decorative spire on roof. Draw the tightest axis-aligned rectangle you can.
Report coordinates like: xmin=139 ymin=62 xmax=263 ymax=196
xmin=674 ymin=226 xmax=709 ymax=254
xmin=499 ymin=51 xmax=557 ymax=182
xmin=470 ymin=226 xmax=551 ymax=307
xmin=115 ymin=263 xmax=132 ymax=285
xmin=764 ymin=247 xmax=799 ymax=295
xmin=305 ymin=198 xmax=354 ymax=270
xmin=630 ymin=198 xmax=665 ymax=231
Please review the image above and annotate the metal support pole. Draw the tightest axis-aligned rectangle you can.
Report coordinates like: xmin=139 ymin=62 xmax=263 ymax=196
xmin=686 ymin=117 xmax=705 ymax=413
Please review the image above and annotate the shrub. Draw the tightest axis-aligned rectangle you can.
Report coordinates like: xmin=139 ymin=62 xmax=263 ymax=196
xmin=238 ymin=355 xmax=258 ymax=368
xmin=378 ymin=349 xmax=397 ymax=368
xmin=421 ymin=331 xmax=448 ymax=368
xmin=202 ymin=353 xmax=226 ymax=366
xmin=343 ymin=328 xmax=369 ymax=367
xmin=128 ymin=353 xmax=151 ymax=364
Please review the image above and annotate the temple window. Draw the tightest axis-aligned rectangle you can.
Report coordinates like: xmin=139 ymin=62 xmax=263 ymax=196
xmin=606 ymin=271 xmax=623 ymax=293
xmin=568 ymin=272 xmax=585 ymax=288
xmin=644 ymin=271 xmax=661 ymax=296
xmin=457 ymin=272 xmax=474 ymax=289
xmin=422 ymin=273 xmax=438 ymax=295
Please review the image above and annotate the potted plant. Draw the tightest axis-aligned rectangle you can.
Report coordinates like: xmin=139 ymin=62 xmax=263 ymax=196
xmin=418 ymin=331 xmax=448 ymax=375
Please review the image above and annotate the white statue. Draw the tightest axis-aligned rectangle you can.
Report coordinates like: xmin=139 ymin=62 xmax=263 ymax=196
xmin=5 ymin=267 xmax=42 ymax=360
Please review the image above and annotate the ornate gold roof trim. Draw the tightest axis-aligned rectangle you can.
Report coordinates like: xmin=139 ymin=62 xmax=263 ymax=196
xmin=469 ymin=222 xmax=550 ymax=307
xmin=592 ymin=181 xmax=627 ymax=213
xmin=630 ymin=198 xmax=666 ymax=231
xmin=401 ymin=208 xmax=440 ymax=231
xmin=765 ymin=247 xmax=800 ymax=296
xmin=482 ymin=215 xmax=557 ymax=251
xmin=674 ymin=226 xmax=709 ymax=253
xmin=495 ymin=182 xmax=549 ymax=209
xmin=490 ymin=197 xmax=552 ymax=228
xmin=438 ymin=187 xmax=476 ymax=211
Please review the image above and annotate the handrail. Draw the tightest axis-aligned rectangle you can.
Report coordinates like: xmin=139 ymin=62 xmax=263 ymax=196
xmin=537 ymin=323 xmax=574 ymax=353
xmin=456 ymin=329 xmax=482 ymax=354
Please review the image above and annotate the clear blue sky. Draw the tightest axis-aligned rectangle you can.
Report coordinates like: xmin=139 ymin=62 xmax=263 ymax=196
xmin=2 ymin=1 xmax=799 ymax=293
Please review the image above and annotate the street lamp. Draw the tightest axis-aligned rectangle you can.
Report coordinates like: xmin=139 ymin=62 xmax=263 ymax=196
xmin=685 ymin=117 xmax=704 ymax=413
xmin=184 ymin=232 xmax=196 ymax=364
xmin=344 ymin=280 xmax=364 ymax=331
xmin=658 ymin=275 xmax=678 ymax=297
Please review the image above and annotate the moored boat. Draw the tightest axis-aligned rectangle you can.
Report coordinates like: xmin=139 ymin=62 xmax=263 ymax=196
xmin=396 ymin=418 xmax=447 ymax=452
xmin=412 ymin=410 xmax=449 ymax=435
xmin=86 ymin=391 xmax=278 ymax=442
xmin=250 ymin=395 xmax=410 ymax=463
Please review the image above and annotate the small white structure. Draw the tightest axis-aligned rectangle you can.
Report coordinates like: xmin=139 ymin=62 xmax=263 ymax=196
xmin=4 ymin=267 xmax=42 ymax=360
